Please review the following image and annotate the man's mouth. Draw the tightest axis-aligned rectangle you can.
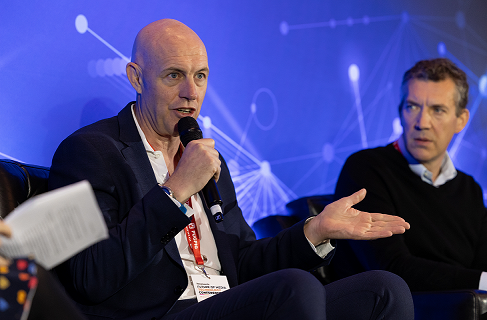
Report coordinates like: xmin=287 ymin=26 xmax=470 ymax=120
xmin=414 ymin=137 xmax=432 ymax=145
xmin=176 ymin=108 xmax=193 ymax=114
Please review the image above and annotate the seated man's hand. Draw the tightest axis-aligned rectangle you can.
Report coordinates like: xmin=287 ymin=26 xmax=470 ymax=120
xmin=304 ymin=189 xmax=410 ymax=246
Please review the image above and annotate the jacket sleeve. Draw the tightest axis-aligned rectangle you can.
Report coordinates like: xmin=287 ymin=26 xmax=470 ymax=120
xmin=48 ymin=132 xmax=191 ymax=303
xmin=214 ymin=157 xmax=332 ymax=285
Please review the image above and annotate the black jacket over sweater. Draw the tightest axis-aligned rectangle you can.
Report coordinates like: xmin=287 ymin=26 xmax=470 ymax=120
xmin=333 ymin=143 xmax=487 ymax=292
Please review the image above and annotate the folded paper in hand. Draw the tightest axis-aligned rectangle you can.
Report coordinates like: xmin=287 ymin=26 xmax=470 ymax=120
xmin=0 ymin=180 xmax=108 ymax=269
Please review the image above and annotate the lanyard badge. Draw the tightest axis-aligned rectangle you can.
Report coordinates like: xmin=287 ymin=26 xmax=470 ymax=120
xmin=183 ymin=197 xmax=230 ymax=302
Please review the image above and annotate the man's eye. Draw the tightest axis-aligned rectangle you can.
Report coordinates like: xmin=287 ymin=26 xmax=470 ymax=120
xmin=169 ymin=73 xmax=178 ymax=79
xmin=434 ymin=107 xmax=445 ymax=114
xmin=196 ymin=73 xmax=205 ymax=80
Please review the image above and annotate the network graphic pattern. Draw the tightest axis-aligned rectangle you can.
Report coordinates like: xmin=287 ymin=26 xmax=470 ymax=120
xmin=75 ymin=15 xmax=296 ymax=225
xmin=74 ymin=8 xmax=487 ymax=227
xmin=278 ymin=10 xmax=487 ymax=200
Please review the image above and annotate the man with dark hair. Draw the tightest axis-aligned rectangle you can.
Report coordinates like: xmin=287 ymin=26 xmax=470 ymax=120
xmin=48 ymin=19 xmax=413 ymax=320
xmin=333 ymin=58 xmax=487 ymax=292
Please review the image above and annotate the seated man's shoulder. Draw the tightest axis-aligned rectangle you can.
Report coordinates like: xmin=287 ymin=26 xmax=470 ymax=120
xmin=62 ymin=116 xmax=121 ymax=145
xmin=73 ymin=116 xmax=119 ymax=138
xmin=346 ymin=144 xmax=397 ymax=166
xmin=454 ymin=169 xmax=484 ymax=194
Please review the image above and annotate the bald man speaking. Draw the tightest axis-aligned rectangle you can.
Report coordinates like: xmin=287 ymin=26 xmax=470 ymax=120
xmin=49 ymin=19 xmax=413 ymax=320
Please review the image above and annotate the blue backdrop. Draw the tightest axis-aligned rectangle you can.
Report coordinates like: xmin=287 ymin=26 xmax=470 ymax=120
xmin=2 ymin=1 xmax=486 ymax=226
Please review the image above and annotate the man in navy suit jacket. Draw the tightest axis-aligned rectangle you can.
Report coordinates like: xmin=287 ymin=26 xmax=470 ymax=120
xmin=48 ymin=19 xmax=414 ymax=320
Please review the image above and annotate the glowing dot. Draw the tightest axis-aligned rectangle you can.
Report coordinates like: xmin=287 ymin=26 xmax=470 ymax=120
xmin=329 ymin=19 xmax=336 ymax=28
xmin=363 ymin=16 xmax=370 ymax=25
xmin=75 ymin=14 xmax=88 ymax=34
xmin=202 ymin=116 xmax=212 ymax=129
xmin=479 ymin=74 xmax=487 ymax=96
xmin=228 ymin=159 xmax=240 ymax=177
xmin=347 ymin=17 xmax=353 ymax=26
xmin=96 ymin=59 xmax=106 ymax=77
xmin=322 ymin=143 xmax=334 ymax=163
xmin=437 ymin=42 xmax=446 ymax=56
xmin=104 ymin=58 xmax=114 ymax=77
xmin=280 ymin=21 xmax=289 ymax=35
xmin=392 ymin=117 xmax=403 ymax=135
xmin=260 ymin=161 xmax=271 ymax=177
xmin=251 ymin=103 xmax=257 ymax=114
xmin=348 ymin=64 xmax=360 ymax=82
xmin=401 ymin=11 xmax=409 ymax=24
xmin=456 ymin=11 xmax=465 ymax=29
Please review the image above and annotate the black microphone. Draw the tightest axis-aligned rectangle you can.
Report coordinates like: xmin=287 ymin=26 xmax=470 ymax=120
xmin=178 ymin=116 xmax=224 ymax=223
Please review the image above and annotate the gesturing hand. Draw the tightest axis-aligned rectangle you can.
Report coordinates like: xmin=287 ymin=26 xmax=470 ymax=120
xmin=304 ymin=189 xmax=410 ymax=246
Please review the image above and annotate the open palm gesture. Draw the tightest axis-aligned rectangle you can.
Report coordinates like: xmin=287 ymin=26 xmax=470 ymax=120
xmin=304 ymin=189 xmax=410 ymax=246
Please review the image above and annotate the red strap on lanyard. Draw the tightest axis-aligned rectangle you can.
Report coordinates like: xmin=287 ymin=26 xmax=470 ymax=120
xmin=162 ymin=144 xmax=204 ymax=266
xmin=184 ymin=216 xmax=204 ymax=265
xmin=183 ymin=199 xmax=205 ymax=265
xmin=393 ymin=140 xmax=402 ymax=154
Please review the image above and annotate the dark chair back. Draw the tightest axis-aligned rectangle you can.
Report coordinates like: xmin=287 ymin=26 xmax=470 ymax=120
xmin=0 ymin=159 xmax=50 ymax=218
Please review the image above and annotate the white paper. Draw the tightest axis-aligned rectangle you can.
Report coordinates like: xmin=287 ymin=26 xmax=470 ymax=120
xmin=0 ymin=180 xmax=108 ymax=269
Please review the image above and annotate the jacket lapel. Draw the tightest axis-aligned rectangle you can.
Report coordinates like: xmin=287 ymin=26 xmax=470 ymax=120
xmin=117 ymin=102 xmax=183 ymax=268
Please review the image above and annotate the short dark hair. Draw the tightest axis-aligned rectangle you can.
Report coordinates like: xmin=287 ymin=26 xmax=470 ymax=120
xmin=399 ymin=58 xmax=469 ymax=116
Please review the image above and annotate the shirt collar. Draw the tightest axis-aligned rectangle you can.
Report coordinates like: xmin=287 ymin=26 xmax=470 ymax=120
xmin=131 ymin=104 xmax=156 ymax=153
xmin=396 ymin=134 xmax=457 ymax=187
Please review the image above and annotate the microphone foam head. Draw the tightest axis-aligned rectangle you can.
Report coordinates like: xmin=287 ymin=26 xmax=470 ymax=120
xmin=178 ymin=116 xmax=203 ymax=146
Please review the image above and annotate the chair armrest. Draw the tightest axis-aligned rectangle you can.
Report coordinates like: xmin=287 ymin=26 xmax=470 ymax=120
xmin=0 ymin=159 xmax=49 ymax=218
xmin=412 ymin=290 xmax=487 ymax=320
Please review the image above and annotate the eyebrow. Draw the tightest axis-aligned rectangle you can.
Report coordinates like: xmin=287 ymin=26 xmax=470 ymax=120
xmin=405 ymin=99 xmax=420 ymax=106
xmin=196 ymin=67 xmax=210 ymax=74
xmin=405 ymin=99 xmax=449 ymax=109
xmin=162 ymin=66 xmax=209 ymax=75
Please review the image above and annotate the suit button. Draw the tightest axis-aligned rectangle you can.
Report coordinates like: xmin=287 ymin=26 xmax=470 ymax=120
xmin=174 ymin=285 xmax=184 ymax=294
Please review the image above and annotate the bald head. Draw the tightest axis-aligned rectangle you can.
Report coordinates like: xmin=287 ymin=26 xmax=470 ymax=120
xmin=126 ymin=19 xmax=209 ymax=139
xmin=131 ymin=19 xmax=207 ymax=69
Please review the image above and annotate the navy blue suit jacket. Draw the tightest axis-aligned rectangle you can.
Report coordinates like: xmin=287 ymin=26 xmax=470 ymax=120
xmin=48 ymin=103 xmax=331 ymax=319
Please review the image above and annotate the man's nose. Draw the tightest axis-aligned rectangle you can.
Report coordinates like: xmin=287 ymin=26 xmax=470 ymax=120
xmin=180 ymin=78 xmax=198 ymax=100
xmin=414 ymin=107 xmax=431 ymax=130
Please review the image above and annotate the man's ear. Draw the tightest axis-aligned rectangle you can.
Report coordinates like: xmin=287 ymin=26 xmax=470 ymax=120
xmin=126 ymin=62 xmax=143 ymax=94
xmin=455 ymin=108 xmax=470 ymax=134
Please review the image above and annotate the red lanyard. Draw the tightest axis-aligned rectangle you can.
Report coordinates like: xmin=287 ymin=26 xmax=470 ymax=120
xmin=393 ymin=140 xmax=402 ymax=154
xmin=183 ymin=198 xmax=205 ymax=266
xmin=154 ymin=143 xmax=204 ymax=266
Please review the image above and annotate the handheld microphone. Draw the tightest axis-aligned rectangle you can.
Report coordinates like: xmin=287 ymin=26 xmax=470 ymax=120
xmin=178 ymin=116 xmax=224 ymax=223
